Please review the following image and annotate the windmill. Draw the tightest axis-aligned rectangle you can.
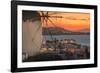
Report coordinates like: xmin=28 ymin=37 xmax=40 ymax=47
xmin=22 ymin=11 xmax=42 ymax=60
xmin=22 ymin=11 xmax=62 ymax=60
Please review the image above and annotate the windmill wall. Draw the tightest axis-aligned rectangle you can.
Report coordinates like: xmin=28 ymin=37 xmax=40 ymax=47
xmin=22 ymin=11 xmax=42 ymax=59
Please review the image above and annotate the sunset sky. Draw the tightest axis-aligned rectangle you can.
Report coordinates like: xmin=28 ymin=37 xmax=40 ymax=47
xmin=39 ymin=11 xmax=90 ymax=32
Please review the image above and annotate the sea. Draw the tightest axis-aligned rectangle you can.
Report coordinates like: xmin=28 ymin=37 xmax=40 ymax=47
xmin=44 ymin=34 xmax=90 ymax=46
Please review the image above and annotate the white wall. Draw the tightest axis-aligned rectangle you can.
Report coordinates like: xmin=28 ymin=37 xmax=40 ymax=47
xmin=0 ymin=0 xmax=99 ymax=73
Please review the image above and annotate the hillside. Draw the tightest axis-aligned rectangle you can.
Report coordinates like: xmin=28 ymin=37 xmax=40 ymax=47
xmin=42 ymin=27 xmax=90 ymax=35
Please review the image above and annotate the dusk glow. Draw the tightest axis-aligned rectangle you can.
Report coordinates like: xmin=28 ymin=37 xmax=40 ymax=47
xmin=40 ymin=12 xmax=90 ymax=32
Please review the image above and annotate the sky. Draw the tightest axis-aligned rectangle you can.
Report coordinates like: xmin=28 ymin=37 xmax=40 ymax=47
xmin=39 ymin=11 xmax=90 ymax=32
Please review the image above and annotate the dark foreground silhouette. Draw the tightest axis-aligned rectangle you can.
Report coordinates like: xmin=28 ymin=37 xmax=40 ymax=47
xmin=23 ymin=51 xmax=90 ymax=62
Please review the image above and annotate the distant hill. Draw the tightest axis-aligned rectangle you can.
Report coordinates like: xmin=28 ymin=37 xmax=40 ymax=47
xmin=76 ymin=28 xmax=90 ymax=32
xmin=42 ymin=27 xmax=90 ymax=35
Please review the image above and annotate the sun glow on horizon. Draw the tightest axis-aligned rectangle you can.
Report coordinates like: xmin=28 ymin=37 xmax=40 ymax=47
xmin=40 ymin=12 xmax=90 ymax=32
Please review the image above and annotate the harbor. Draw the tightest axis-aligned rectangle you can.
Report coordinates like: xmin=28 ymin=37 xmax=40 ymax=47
xmin=23 ymin=38 xmax=90 ymax=62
